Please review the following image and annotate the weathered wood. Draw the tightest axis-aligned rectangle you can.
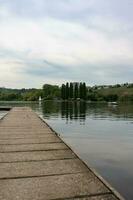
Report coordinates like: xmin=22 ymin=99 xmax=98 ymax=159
xmin=0 ymin=107 xmax=125 ymax=200
xmin=0 ymin=142 xmax=68 ymax=152
xmin=0 ymin=159 xmax=88 ymax=179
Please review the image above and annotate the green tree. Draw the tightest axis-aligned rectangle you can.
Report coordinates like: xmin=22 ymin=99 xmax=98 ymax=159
xmin=69 ymin=82 xmax=73 ymax=99
xmin=74 ymin=83 xmax=79 ymax=99
xmin=61 ymin=84 xmax=66 ymax=100
xmin=65 ymin=82 xmax=69 ymax=100
xmin=103 ymin=94 xmax=118 ymax=102
xmin=82 ymin=82 xmax=87 ymax=100
xmin=79 ymin=82 xmax=83 ymax=99
xmin=42 ymin=84 xmax=60 ymax=99
xmin=43 ymin=84 xmax=53 ymax=97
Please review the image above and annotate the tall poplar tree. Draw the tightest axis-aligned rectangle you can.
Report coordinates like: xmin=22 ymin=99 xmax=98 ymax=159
xmin=61 ymin=84 xmax=66 ymax=100
xmin=82 ymin=82 xmax=87 ymax=100
xmin=74 ymin=83 xmax=78 ymax=99
xmin=66 ymin=82 xmax=69 ymax=100
xmin=70 ymin=82 xmax=73 ymax=99
xmin=79 ymin=82 xmax=83 ymax=99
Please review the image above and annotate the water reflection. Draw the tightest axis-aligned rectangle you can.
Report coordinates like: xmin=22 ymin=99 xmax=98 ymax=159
xmin=41 ymin=101 xmax=87 ymax=123
xmin=41 ymin=101 xmax=60 ymax=118
xmin=61 ymin=102 xmax=86 ymax=123
xmin=41 ymin=101 xmax=133 ymax=122
xmin=0 ymin=101 xmax=133 ymax=121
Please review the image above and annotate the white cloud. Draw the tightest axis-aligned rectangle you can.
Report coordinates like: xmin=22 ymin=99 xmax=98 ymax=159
xmin=0 ymin=0 xmax=133 ymax=88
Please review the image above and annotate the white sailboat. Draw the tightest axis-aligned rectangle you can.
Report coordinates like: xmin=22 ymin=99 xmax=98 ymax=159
xmin=39 ymin=96 xmax=42 ymax=102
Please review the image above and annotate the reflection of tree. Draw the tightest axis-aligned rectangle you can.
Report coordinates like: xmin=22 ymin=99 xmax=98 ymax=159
xmin=61 ymin=102 xmax=66 ymax=119
xmin=65 ymin=102 xmax=69 ymax=121
xmin=85 ymin=102 xmax=133 ymax=120
xmin=69 ymin=102 xmax=73 ymax=120
xmin=38 ymin=101 xmax=133 ymax=124
xmin=74 ymin=102 xmax=78 ymax=120
xmin=41 ymin=101 xmax=60 ymax=119
xmin=41 ymin=101 xmax=133 ymax=122
xmin=79 ymin=101 xmax=86 ymax=120
xmin=61 ymin=101 xmax=86 ymax=123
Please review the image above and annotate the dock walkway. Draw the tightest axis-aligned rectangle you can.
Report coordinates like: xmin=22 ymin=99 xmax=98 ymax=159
xmin=0 ymin=107 xmax=124 ymax=200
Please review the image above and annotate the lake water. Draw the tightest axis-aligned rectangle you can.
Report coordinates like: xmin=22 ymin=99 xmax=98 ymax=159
xmin=0 ymin=101 xmax=133 ymax=200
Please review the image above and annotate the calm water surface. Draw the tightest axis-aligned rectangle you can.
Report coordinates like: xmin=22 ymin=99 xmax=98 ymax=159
xmin=0 ymin=101 xmax=133 ymax=200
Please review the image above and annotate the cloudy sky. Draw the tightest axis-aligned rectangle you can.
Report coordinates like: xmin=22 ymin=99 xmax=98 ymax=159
xmin=0 ymin=0 xmax=133 ymax=88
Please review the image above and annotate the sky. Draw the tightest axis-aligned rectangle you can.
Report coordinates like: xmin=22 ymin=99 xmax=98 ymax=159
xmin=0 ymin=0 xmax=133 ymax=88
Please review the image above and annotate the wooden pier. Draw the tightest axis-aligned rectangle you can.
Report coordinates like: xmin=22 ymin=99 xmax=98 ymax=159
xmin=0 ymin=107 xmax=124 ymax=200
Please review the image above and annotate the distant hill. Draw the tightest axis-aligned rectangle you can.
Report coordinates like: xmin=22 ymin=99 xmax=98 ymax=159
xmin=0 ymin=87 xmax=42 ymax=101
xmin=88 ymin=83 xmax=133 ymax=102
xmin=0 ymin=83 xmax=133 ymax=102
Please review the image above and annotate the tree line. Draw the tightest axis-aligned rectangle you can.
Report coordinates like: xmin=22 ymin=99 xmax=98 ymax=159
xmin=0 ymin=88 xmax=42 ymax=101
xmin=61 ymin=82 xmax=87 ymax=100
xmin=0 ymin=82 xmax=133 ymax=102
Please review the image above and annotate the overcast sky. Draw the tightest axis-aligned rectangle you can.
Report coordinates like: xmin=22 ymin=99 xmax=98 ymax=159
xmin=0 ymin=0 xmax=133 ymax=88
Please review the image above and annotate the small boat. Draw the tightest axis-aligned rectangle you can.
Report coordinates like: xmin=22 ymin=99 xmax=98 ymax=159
xmin=108 ymin=102 xmax=118 ymax=106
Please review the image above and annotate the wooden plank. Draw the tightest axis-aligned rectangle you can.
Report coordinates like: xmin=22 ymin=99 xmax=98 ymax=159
xmin=0 ymin=149 xmax=76 ymax=163
xmin=0 ymin=173 xmax=110 ymax=200
xmin=0 ymin=134 xmax=53 ymax=139
xmin=0 ymin=142 xmax=68 ymax=152
xmin=0 ymin=137 xmax=61 ymax=144
xmin=0 ymin=159 xmax=88 ymax=179
xmin=69 ymin=195 xmax=118 ymax=200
